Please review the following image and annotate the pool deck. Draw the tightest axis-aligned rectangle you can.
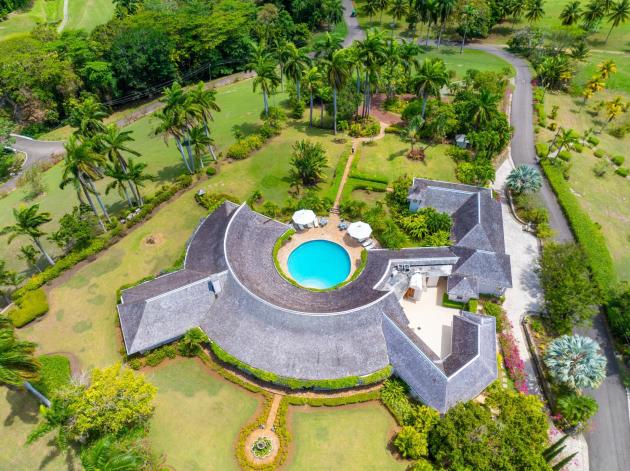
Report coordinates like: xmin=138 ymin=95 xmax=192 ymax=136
xmin=276 ymin=215 xmax=365 ymax=284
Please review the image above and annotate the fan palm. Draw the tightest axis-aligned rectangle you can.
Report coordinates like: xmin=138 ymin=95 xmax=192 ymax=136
xmin=544 ymin=335 xmax=607 ymax=390
xmin=2 ymin=204 xmax=54 ymax=266
xmin=560 ymin=0 xmax=582 ymax=25
xmin=323 ymin=50 xmax=351 ymax=135
xmin=525 ymin=0 xmax=545 ymax=23
xmin=80 ymin=436 xmax=147 ymax=471
xmin=606 ymin=0 xmax=630 ymax=42
xmin=0 ymin=328 xmax=40 ymax=386
xmin=411 ymin=57 xmax=450 ymax=118
xmin=506 ymin=165 xmax=543 ymax=194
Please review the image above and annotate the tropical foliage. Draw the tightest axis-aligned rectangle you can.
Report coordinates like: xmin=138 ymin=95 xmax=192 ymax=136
xmin=544 ymin=335 xmax=607 ymax=390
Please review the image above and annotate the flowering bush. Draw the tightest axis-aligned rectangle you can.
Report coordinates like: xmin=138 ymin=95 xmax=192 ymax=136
xmin=495 ymin=308 xmax=529 ymax=394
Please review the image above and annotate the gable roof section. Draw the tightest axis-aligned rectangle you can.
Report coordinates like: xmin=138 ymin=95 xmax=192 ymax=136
xmin=451 ymin=246 xmax=512 ymax=289
xmin=447 ymin=274 xmax=479 ymax=300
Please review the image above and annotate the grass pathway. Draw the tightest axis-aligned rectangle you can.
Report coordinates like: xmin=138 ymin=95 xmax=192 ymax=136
xmin=56 ymin=0 xmax=68 ymax=32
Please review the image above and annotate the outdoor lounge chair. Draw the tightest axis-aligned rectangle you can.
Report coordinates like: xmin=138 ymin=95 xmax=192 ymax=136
xmin=319 ymin=217 xmax=328 ymax=227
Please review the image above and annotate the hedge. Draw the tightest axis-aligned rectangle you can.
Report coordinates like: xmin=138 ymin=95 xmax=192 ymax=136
xmin=348 ymin=171 xmax=389 ymax=185
xmin=8 ymin=288 xmax=49 ymax=327
xmin=616 ymin=167 xmax=629 ymax=177
xmin=541 ymin=160 xmax=615 ymax=289
xmin=442 ymin=293 xmax=466 ymax=309
xmin=557 ymin=150 xmax=572 ymax=162
xmin=286 ymin=390 xmax=380 ymax=406
xmin=210 ymin=341 xmax=391 ymax=390
xmin=535 ymin=143 xmax=549 ymax=158
xmin=30 ymin=355 xmax=71 ymax=398
xmin=594 ymin=149 xmax=606 ymax=158
xmin=612 ymin=155 xmax=625 ymax=167
xmin=587 ymin=136 xmax=600 ymax=146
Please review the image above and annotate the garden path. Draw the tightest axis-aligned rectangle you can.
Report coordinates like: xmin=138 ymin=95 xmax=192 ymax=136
xmin=243 ymin=394 xmax=282 ymax=465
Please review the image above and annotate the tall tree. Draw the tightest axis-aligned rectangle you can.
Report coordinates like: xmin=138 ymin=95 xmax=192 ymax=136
xmin=354 ymin=29 xmax=387 ymax=118
xmin=606 ymin=0 xmax=630 ymax=42
xmin=313 ymin=32 xmax=343 ymax=60
xmin=104 ymin=164 xmax=135 ymax=208
xmin=97 ymin=124 xmax=141 ymax=202
xmin=18 ymin=244 xmax=41 ymax=273
xmin=412 ymin=57 xmax=450 ymax=118
xmin=560 ymin=0 xmax=582 ymax=25
xmin=249 ymin=54 xmax=281 ymax=117
xmin=389 ymin=0 xmax=408 ymax=28
xmin=187 ymin=82 xmax=221 ymax=161
xmin=283 ymin=43 xmax=309 ymax=101
xmin=323 ymin=50 xmax=351 ymax=135
xmin=323 ymin=0 xmax=344 ymax=30
xmin=525 ymin=0 xmax=545 ymax=23
xmin=376 ymin=0 xmax=390 ymax=25
xmin=363 ymin=0 xmax=380 ymax=23
xmin=303 ymin=67 xmax=323 ymax=128
xmin=0 ymin=328 xmax=40 ymax=386
xmin=187 ymin=126 xmax=213 ymax=169
xmin=288 ymin=140 xmax=329 ymax=188
xmin=2 ymin=204 xmax=54 ymax=266
xmin=68 ymin=97 xmax=108 ymax=139
xmin=436 ymin=0 xmax=457 ymax=47
xmin=125 ymin=159 xmax=151 ymax=206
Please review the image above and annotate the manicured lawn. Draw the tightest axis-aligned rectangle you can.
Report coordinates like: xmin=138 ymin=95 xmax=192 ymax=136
xmin=20 ymin=187 xmax=207 ymax=369
xmin=350 ymin=134 xmax=456 ymax=188
xmin=573 ymin=51 xmax=630 ymax=95
xmin=286 ymin=402 xmax=406 ymax=471
xmin=423 ymin=48 xmax=515 ymax=78
xmin=147 ymin=359 xmax=260 ymax=471
xmin=487 ymin=0 xmax=630 ymax=52
xmin=537 ymin=92 xmax=630 ymax=281
xmin=65 ymin=0 xmax=114 ymax=32
xmin=0 ymin=0 xmax=63 ymax=41
xmin=0 ymin=387 xmax=79 ymax=470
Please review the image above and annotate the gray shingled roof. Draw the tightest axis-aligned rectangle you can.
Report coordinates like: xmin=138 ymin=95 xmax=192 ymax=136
xmin=447 ymin=274 xmax=479 ymax=300
xmin=451 ymin=246 xmax=512 ymax=289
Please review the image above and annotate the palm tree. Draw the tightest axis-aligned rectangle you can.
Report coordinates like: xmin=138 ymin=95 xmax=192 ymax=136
xmin=509 ymin=0 xmax=525 ymax=26
xmin=323 ymin=0 xmax=344 ymax=30
xmin=0 ymin=328 xmax=40 ymax=386
xmin=97 ymin=124 xmax=141 ymax=201
xmin=188 ymin=82 xmax=221 ymax=160
xmin=389 ymin=0 xmax=408 ymax=28
xmin=18 ymin=244 xmax=41 ymax=273
xmin=313 ymin=32 xmax=343 ymax=60
xmin=581 ymin=0 xmax=605 ymax=29
xmin=468 ymin=88 xmax=501 ymax=127
xmin=323 ymin=50 xmax=351 ymax=135
xmin=104 ymin=164 xmax=134 ymax=208
xmin=548 ymin=127 xmax=578 ymax=158
xmin=68 ymin=97 xmax=108 ymax=139
xmin=288 ymin=140 xmax=329 ymax=187
xmin=303 ymin=67 xmax=322 ymax=127
xmin=363 ymin=0 xmax=379 ymax=23
xmin=436 ymin=0 xmax=457 ymax=47
xmin=250 ymin=56 xmax=281 ymax=117
xmin=398 ymin=40 xmax=421 ymax=75
xmin=81 ymin=436 xmax=147 ymax=471
xmin=544 ymin=335 xmax=607 ymax=390
xmin=125 ymin=159 xmax=151 ymax=206
xmin=458 ymin=4 xmax=476 ymax=53
xmin=283 ymin=43 xmax=309 ymax=101
xmin=376 ymin=0 xmax=390 ymax=25
xmin=411 ymin=57 xmax=450 ymax=118
xmin=560 ymin=0 xmax=582 ymax=25
xmin=187 ymin=126 xmax=213 ymax=168
xmin=61 ymin=136 xmax=110 ymax=230
xmin=506 ymin=165 xmax=543 ymax=194
xmin=401 ymin=115 xmax=424 ymax=156
xmin=354 ymin=29 xmax=387 ymax=118
xmin=525 ymin=0 xmax=545 ymax=23
xmin=602 ymin=96 xmax=628 ymax=130
xmin=423 ymin=0 xmax=441 ymax=45
xmin=2 ymin=205 xmax=54 ymax=266
xmin=597 ymin=59 xmax=617 ymax=79
xmin=583 ymin=75 xmax=606 ymax=105
xmin=606 ymin=0 xmax=630 ymax=42
xmin=569 ymin=41 xmax=591 ymax=61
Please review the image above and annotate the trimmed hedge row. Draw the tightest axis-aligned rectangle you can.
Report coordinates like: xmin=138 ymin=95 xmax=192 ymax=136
xmin=286 ymin=390 xmax=380 ymax=407
xmin=541 ymin=160 xmax=615 ymax=289
xmin=7 ymin=288 xmax=49 ymax=327
xmin=210 ymin=341 xmax=392 ymax=390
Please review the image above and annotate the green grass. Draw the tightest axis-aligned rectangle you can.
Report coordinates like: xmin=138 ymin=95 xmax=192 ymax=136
xmin=0 ymin=387 xmax=79 ymax=470
xmin=286 ymin=403 xmax=406 ymax=471
xmin=573 ymin=51 xmax=630 ymax=94
xmin=310 ymin=21 xmax=348 ymax=48
xmin=65 ymin=0 xmax=114 ymax=32
xmin=423 ymin=48 xmax=515 ymax=78
xmin=147 ymin=358 xmax=260 ymax=471
xmin=487 ymin=0 xmax=630 ymax=52
xmin=0 ymin=0 xmax=63 ymax=41
xmin=31 ymin=354 xmax=72 ymax=398
xmin=537 ymin=92 xmax=630 ymax=281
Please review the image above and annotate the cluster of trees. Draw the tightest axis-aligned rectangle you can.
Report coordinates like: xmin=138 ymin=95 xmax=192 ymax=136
xmin=0 ymin=0 xmax=28 ymax=18
xmin=558 ymin=0 xmax=630 ymax=41
xmin=0 ymin=0 xmax=341 ymax=132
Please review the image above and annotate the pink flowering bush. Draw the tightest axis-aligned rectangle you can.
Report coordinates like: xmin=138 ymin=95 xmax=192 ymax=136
xmin=496 ymin=310 xmax=529 ymax=394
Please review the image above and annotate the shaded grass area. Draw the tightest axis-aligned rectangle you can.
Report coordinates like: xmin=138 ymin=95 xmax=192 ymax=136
xmin=286 ymin=402 xmax=406 ymax=471
xmin=0 ymin=0 xmax=63 ymax=41
xmin=147 ymin=358 xmax=260 ymax=471
xmin=537 ymin=92 xmax=630 ymax=281
xmin=0 ymin=387 xmax=79 ymax=470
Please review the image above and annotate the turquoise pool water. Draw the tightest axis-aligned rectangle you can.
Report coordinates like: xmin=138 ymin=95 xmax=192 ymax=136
xmin=287 ymin=240 xmax=351 ymax=289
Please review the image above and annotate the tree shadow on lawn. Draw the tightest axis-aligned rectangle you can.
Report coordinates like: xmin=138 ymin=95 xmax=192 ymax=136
xmin=153 ymin=163 xmax=187 ymax=184
xmin=2 ymin=387 xmax=39 ymax=426
xmin=231 ymin=122 xmax=262 ymax=138
xmin=37 ymin=440 xmax=79 ymax=471
xmin=386 ymin=149 xmax=407 ymax=161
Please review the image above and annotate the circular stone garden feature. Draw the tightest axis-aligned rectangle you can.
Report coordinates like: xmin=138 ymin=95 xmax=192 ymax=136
xmin=287 ymin=240 xmax=351 ymax=289
xmin=252 ymin=436 xmax=273 ymax=458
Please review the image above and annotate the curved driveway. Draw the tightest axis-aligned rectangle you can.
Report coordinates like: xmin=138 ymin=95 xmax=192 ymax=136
xmin=2 ymin=134 xmax=65 ymax=192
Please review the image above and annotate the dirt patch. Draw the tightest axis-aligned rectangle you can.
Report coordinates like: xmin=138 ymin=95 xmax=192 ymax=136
xmin=143 ymin=233 xmax=165 ymax=247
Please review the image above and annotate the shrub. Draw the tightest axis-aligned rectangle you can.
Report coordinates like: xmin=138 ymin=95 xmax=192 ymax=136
xmin=226 ymin=134 xmax=265 ymax=160
xmin=535 ymin=143 xmax=549 ymax=158
xmin=548 ymin=122 xmax=557 ymax=131
xmin=557 ymin=150 xmax=572 ymax=161
xmin=615 ymin=167 xmax=629 ymax=177
xmin=606 ymin=283 xmax=630 ymax=345
xmin=483 ymin=302 xmax=503 ymax=331
xmin=544 ymin=335 xmax=607 ymax=390
xmin=573 ymin=143 xmax=584 ymax=153
xmin=541 ymin=160 xmax=615 ymax=289
xmin=145 ymin=348 xmax=167 ymax=367
xmin=178 ymin=328 xmax=209 ymax=357
xmin=381 ymin=378 xmax=416 ymax=425
xmin=593 ymin=161 xmax=610 ymax=177
xmin=611 ymin=155 xmax=625 ymax=166
xmin=587 ymin=135 xmax=600 ymax=146
xmin=394 ymin=426 xmax=427 ymax=459
xmin=8 ymin=288 xmax=49 ymax=327
xmin=536 ymin=222 xmax=554 ymax=239
xmin=290 ymin=98 xmax=305 ymax=119
xmin=556 ymin=393 xmax=599 ymax=427
xmin=162 ymin=344 xmax=177 ymax=359
xmin=286 ymin=391 xmax=379 ymax=406
xmin=593 ymin=149 xmax=605 ymax=158
xmin=205 ymin=166 xmax=216 ymax=176
xmin=127 ymin=358 xmax=143 ymax=370
xmin=30 ymin=355 xmax=71 ymax=398
xmin=467 ymin=298 xmax=478 ymax=312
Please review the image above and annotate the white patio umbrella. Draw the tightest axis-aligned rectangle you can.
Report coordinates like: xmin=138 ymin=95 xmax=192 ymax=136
xmin=292 ymin=209 xmax=316 ymax=226
xmin=347 ymin=221 xmax=372 ymax=240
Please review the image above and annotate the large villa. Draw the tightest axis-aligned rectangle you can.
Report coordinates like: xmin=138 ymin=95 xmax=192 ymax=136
xmin=117 ymin=178 xmax=512 ymax=412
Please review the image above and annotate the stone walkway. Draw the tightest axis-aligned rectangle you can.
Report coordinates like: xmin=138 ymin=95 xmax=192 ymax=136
xmin=243 ymin=394 xmax=282 ymax=465
xmin=494 ymin=159 xmax=588 ymax=471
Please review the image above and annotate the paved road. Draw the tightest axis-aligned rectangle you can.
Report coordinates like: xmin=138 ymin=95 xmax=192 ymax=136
xmin=342 ymin=0 xmax=363 ymax=47
xmin=2 ymin=135 xmax=65 ymax=192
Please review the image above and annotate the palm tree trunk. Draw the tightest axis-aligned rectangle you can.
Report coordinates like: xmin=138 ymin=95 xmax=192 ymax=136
xmin=135 ymin=184 xmax=144 ymax=206
xmin=605 ymin=24 xmax=615 ymax=43
xmin=309 ymin=93 xmax=314 ymax=127
xmin=333 ymin=87 xmax=338 ymax=135
xmin=33 ymin=237 xmax=54 ymax=266
xmin=425 ymin=21 xmax=431 ymax=45
xmin=174 ymin=137 xmax=193 ymax=173
xmin=81 ymin=182 xmax=106 ymax=231
xmin=296 ymin=78 xmax=301 ymax=101
xmin=203 ymin=121 xmax=217 ymax=161
xmin=421 ymin=92 xmax=428 ymax=118
xmin=263 ymin=91 xmax=269 ymax=116
xmin=460 ymin=29 xmax=467 ymax=53
xmin=320 ymin=97 xmax=324 ymax=128
xmin=88 ymin=179 xmax=111 ymax=223
xmin=122 ymin=185 xmax=133 ymax=208
xmin=183 ymin=136 xmax=196 ymax=173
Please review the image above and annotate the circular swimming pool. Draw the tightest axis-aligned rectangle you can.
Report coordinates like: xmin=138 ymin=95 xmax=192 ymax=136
xmin=287 ymin=240 xmax=351 ymax=289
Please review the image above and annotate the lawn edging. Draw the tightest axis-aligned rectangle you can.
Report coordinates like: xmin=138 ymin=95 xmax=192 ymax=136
xmin=540 ymin=159 xmax=615 ymax=289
